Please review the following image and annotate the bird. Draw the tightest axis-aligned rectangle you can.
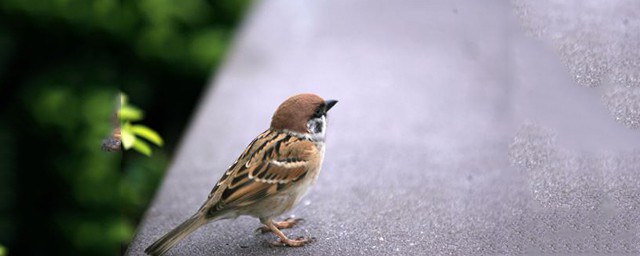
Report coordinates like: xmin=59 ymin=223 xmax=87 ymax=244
xmin=144 ymin=93 xmax=338 ymax=256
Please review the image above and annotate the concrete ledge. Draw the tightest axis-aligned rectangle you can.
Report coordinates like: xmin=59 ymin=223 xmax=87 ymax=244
xmin=127 ymin=0 xmax=640 ymax=255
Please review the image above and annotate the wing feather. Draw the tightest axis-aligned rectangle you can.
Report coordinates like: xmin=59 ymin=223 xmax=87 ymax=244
xmin=201 ymin=130 xmax=316 ymax=216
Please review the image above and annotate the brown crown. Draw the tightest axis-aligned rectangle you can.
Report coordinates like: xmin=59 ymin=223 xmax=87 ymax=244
xmin=270 ymin=93 xmax=325 ymax=133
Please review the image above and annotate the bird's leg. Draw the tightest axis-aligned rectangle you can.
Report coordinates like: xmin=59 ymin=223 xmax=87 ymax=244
xmin=255 ymin=217 xmax=303 ymax=233
xmin=262 ymin=220 xmax=310 ymax=247
xmin=274 ymin=217 xmax=303 ymax=229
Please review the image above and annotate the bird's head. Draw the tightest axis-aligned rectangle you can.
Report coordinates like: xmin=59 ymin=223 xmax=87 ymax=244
xmin=270 ymin=93 xmax=338 ymax=140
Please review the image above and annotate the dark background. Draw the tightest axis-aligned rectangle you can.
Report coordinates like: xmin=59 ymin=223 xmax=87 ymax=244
xmin=0 ymin=1 xmax=251 ymax=255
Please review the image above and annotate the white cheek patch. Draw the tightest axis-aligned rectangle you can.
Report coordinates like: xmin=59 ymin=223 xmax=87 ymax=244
xmin=307 ymin=116 xmax=326 ymax=136
xmin=321 ymin=115 xmax=327 ymax=133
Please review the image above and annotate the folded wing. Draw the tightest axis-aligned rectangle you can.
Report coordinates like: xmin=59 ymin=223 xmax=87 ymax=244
xmin=201 ymin=130 xmax=316 ymax=216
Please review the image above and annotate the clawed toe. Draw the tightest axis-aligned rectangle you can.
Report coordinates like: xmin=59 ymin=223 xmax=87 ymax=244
xmin=269 ymin=236 xmax=313 ymax=247
xmin=283 ymin=217 xmax=305 ymax=225
xmin=276 ymin=217 xmax=304 ymax=229
xmin=260 ymin=218 xmax=313 ymax=248
xmin=257 ymin=217 xmax=305 ymax=234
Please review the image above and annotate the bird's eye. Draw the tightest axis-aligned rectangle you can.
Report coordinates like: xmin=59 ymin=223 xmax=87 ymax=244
xmin=312 ymin=104 xmax=325 ymax=118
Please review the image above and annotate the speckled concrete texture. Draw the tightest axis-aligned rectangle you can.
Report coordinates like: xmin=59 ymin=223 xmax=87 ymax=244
xmin=512 ymin=0 xmax=640 ymax=129
xmin=127 ymin=0 xmax=640 ymax=255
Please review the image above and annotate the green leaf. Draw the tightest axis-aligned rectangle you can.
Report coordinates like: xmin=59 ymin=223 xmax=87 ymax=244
xmin=121 ymin=128 xmax=135 ymax=149
xmin=132 ymin=139 xmax=152 ymax=156
xmin=0 ymin=244 xmax=6 ymax=256
xmin=130 ymin=125 xmax=164 ymax=146
xmin=118 ymin=105 xmax=144 ymax=121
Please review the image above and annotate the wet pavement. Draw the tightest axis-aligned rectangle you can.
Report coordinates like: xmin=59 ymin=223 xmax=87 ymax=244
xmin=127 ymin=0 xmax=640 ymax=255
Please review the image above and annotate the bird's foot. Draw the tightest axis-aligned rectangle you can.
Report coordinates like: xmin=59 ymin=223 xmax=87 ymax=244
xmin=269 ymin=236 xmax=314 ymax=247
xmin=255 ymin=217 xmax=304 ymax=234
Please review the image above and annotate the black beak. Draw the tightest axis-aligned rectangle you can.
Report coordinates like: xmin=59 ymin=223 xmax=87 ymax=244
xmin=324 ymin=99 xmax=338 ymax=112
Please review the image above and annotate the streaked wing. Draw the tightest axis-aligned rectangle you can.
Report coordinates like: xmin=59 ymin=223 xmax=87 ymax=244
xmin=201 ymin=130 xmax=316 ymax=215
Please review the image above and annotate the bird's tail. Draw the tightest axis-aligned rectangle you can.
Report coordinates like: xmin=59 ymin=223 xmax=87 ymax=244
xmin=144 ymin=213 xmax=207 ymax=256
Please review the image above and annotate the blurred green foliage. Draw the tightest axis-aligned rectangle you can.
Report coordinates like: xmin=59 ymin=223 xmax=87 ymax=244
xmin=120 ymin=93 xmax=164 ymax=156
xmin=0 ymin=0 xmax=251 ymax=255
xmin=0 ymin=0 xmax=245 ymax=75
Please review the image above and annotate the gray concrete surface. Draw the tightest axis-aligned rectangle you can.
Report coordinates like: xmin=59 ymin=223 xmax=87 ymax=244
xmin=127 ymin=0 xmax=640 ymax=255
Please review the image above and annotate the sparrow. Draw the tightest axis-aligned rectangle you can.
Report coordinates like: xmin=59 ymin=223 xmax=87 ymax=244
xmin=145 ymin=93 xmax=338 ymax=255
